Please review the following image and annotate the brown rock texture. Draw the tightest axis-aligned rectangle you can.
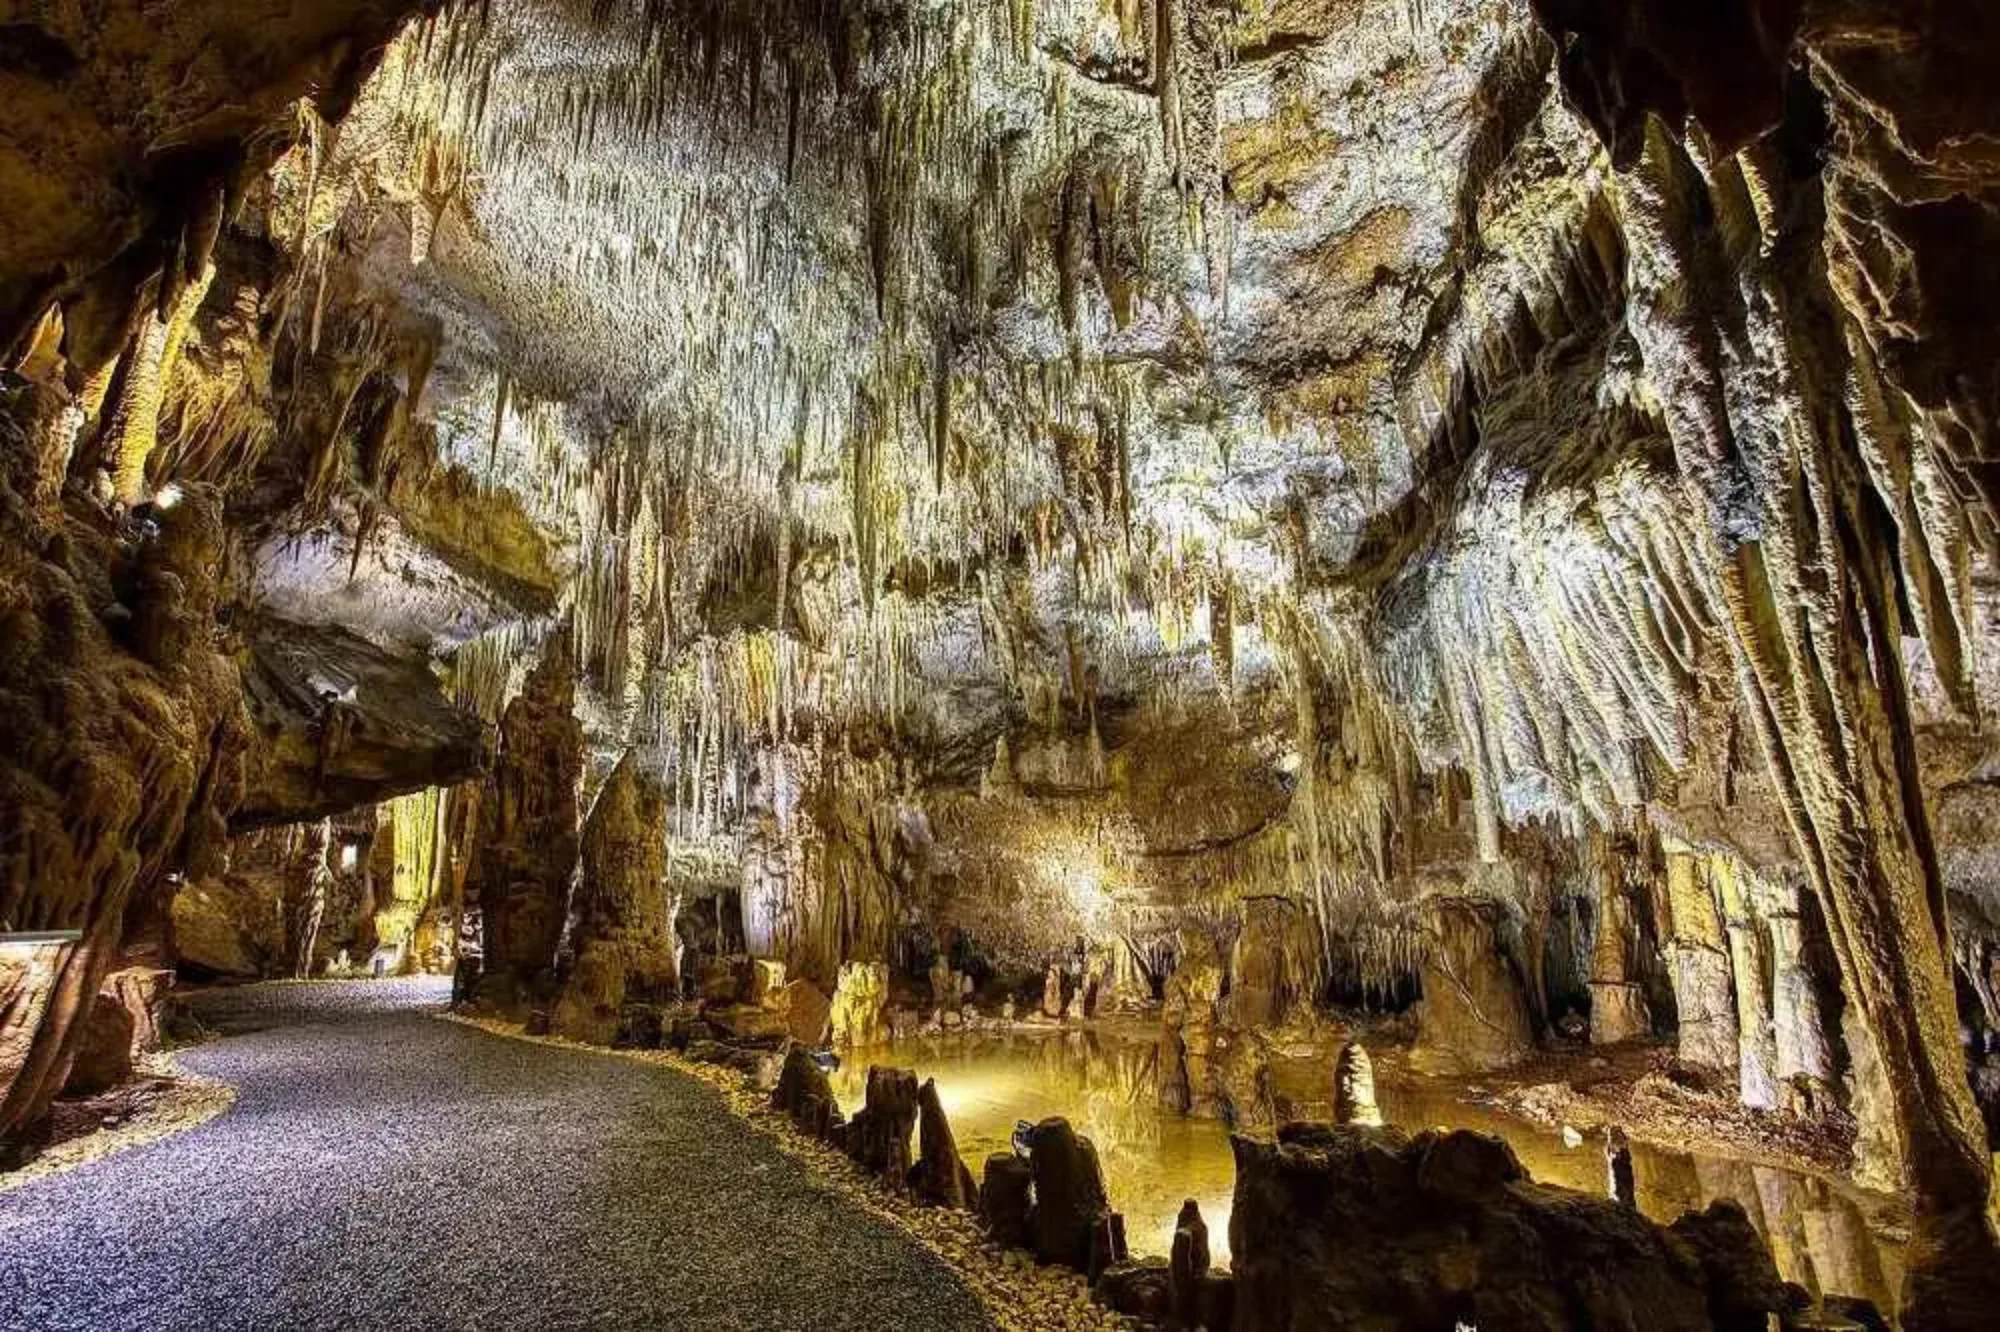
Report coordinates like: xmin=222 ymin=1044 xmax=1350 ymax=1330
xmin=0 ymin=470 xmax=246 ymax=1152
xmin=1229 ymin=1122 xmax=1787 ymax=1331
xmin=907 ymin=1077 xmax=978 ymax=1210
xmin=472 ymin=630 xmax=582 ymax=1014
xmin=1412 ymin=897 xmax=1536 ymax=1074
xmin=1024 ymin=1117 xmax=1114 ymax=1274
xmin=770 ymin=1042 xmax=845 ymax=1141
xmin=845 ymin=1065 xmax=920 ymax=1186
xmin=553 ymin=749 xmax=676 ymax=1045
xmin=231 ymin=614 xmax=485 ymax=831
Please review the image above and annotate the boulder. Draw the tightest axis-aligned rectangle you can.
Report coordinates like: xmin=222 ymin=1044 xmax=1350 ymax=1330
xmin=830 ymin=961 xmax=891 ymax=1047
xmin=1096 ymin=1260 xmax=1172 ymax=1319
xmin=101 ymin=966 xmax=174 ymax=1055
xmin=1026 ymin=1117 xmax=1114 ymax=1272
xmin=684 ymin=1040 xmax=784 ymax=1091
xmin=846 ymin=1065 xmax=920 ymax=1184
xmin=698 ymin=955 xmax=752 ymax=1006
xmin=771 ymin=1043 xmax=846 ymax=1141
xmin=1414 ymin=1128 xmax=1525 ymax=1200
xmin=1411 ymin=897 xmax=1535 ymax=1074
xmin=664 ymin=1013 xmax=722 ymax=1049
xmin=170 ymin=877 xmax=275 ymax=979
xmin=60 ymin=993 xmax=136 ymax=1097
xmin=613 ymin=1003 xmax=666 ymax=1049
xmin=705 ymin=1004 xmax=791 ymax=1042
xmin=908 ymin=1077 xmax=978 ymax=1209
xmin=982 ymin=1152 xmax=1034 ymax=1249
xmin=1227 ymin=1123 xmax=1788 ymax=1331
xmin=750 ymin=959 xmax=787 ymax=1008
xmin=779 ymin=979 xmax=832 ymax=1046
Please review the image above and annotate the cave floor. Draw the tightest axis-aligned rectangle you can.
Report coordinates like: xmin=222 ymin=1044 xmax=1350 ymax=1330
xmin=0 ymin=980 xmax=995 ymax=1332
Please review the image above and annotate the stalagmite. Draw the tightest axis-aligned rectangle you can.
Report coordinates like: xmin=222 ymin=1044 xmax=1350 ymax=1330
xmin=908 ymin=1078 xmax=978 ymax=1210
xmin=6 ymin=0 xmax=2000 ymax=1320
xmin=555 ymin=750 xmax=676 ymax=1045
xmin=845 ymin=1065 xmax=919 ymax=1186
xmin=1605 ymin=1127 xmax=1636 ymax=1209
xmin=473 ymin=629 xmax=583 ymax=1015
xmin=1333 ymin=1041 xmax=1383 ymax=1128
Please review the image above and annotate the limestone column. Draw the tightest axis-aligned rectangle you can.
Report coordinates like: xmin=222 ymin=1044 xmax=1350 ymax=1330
xmin=1660 ymin=853 xmax=1737 ymax=1077
xmin=1713 ymin=859 xmax=1779 ymax=1110
xmin=1589 ymin=867 xmax=1655 ymax=1043
xmin=1766 ymin=910 xmax=1832 ymax=1111
xmin=554 ymin=749 xmax=675 ymax=1044
xmin=473 ymin=629 xmax=582 ymax=1014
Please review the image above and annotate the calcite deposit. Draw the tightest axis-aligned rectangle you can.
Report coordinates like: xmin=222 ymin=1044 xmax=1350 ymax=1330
xmin=5 ymin=0 xmax=2000 ymax=1324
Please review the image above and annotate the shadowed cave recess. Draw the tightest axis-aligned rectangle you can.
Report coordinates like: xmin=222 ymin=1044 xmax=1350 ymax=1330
xmin=3 ymin=0 xmax=1999 ymax=1328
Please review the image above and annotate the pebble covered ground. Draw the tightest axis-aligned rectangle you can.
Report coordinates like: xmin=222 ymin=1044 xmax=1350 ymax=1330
xmin=449 ymin=1014 xmax=1141 ymax=1332
xmin=0 ymin=1057 xmax=235 ymax=1197
xmin=0 ymin=980 xmax=995 ymax=1332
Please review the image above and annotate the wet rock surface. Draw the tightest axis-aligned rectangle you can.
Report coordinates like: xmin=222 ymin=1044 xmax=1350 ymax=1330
xmin=0 ymin=981 xmax=992 ymax=1332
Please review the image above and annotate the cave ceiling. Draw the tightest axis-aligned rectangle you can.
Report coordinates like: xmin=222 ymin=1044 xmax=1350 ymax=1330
xmin=258 ymin=0 xmax=1588 ymax=769
xmin=9 ymin=0 xmax=1995 ymax=920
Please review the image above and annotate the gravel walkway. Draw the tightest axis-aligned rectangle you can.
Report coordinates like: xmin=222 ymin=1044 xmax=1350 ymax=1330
xmin=0 ymin=980 xmax=994 ymax=1332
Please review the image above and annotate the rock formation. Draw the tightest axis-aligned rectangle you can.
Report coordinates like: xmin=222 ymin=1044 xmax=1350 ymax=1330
xmin=1334 ymin=1042 xmax=1383 ymax=1129
xmin=1228 ymin=1123 xmax=1788 ymax=1331
xmin=553 ymin=749 xmax=676 ymax=1044
xmin=473 ymin=630 xmax=582 ymax=1014
xmin=1412 ymin=898 xmax=1536 ymax=1075
xmin=0 ymin=475 xmax=247 ymax=1154
xmin=1024 ymin=1117 xmax=1115 ymax=1273
xmin=770 ymin=1043 xmax=845 ymax=1141
xmin=981 ymin=1152 xmax=1035 ymax=1251
xmin=829 ymin=961 xmax=889 ymax=1049
xmin=907 ymin=1078 xmax=977 ymax=1210
xmin=4 ymin=0 xmax=2000 ymax=1314
xmin=845 ymin=1065 xmax=920 ymax=1186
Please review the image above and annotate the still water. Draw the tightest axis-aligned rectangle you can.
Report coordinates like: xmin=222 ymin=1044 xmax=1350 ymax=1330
xmin=828 ymin=1029 xmax=1904 ymax=1314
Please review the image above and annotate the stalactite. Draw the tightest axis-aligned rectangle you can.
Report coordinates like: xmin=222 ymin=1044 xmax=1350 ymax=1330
xmin=1615 ymin=121 xmax=1996 ymax=1293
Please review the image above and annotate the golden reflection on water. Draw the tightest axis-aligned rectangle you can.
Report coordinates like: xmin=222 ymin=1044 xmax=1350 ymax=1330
xmin=828 ymin=1030 xmax=1904 ymax=1314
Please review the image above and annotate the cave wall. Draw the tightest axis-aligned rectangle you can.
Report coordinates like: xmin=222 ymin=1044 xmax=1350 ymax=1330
xmin=2 ymin=4 xmax=1997 ymax=1309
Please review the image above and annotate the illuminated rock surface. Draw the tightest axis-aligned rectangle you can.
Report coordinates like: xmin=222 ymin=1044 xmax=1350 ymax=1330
xmin=3 ymin=0 xmax=2000 ymax=1323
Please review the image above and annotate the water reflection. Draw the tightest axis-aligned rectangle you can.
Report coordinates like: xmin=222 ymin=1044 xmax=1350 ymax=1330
xmin=828 ymin=1029 xmax=1903 ymax=1313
